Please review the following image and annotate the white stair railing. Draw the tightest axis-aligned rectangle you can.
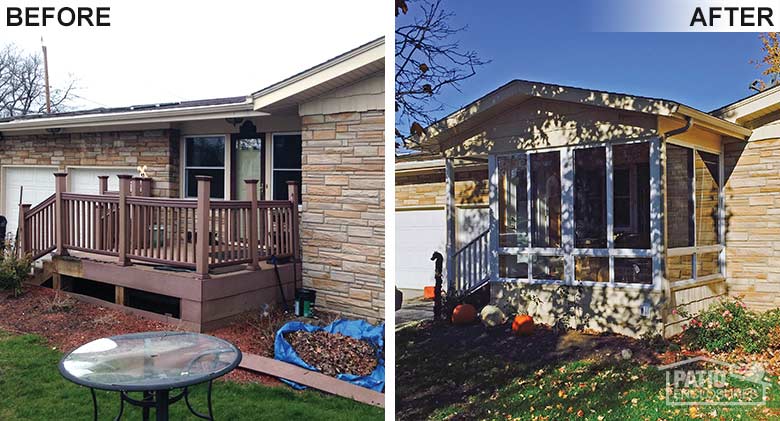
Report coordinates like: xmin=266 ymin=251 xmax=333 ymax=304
xmin=451 ymin=229 xmax=490 ymax=295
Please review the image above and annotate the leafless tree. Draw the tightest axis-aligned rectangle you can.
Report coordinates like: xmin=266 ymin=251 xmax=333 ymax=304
xmin=395 ymin=0 xmax=488 ymax=148
xmin=0 ymin=44 xmax=76 ymax=118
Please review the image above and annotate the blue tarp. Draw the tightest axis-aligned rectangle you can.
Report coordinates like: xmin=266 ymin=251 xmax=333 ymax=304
xmin=274 ymin=319 xmax=385 ymax=392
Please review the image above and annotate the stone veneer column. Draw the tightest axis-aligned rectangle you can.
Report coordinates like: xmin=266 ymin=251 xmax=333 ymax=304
xmin=299 ymin=110 xmax=385 ymax=321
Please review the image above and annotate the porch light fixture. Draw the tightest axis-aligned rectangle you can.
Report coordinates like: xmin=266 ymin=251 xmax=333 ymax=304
xmin=225 ymin=117 xmax=245 ymax=127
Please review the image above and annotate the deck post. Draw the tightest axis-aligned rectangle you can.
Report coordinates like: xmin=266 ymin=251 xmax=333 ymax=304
xmin=17 ymin=203 xmax=31 ymax=256
xmin=445 ymin=158 xmax=456 ymax=293
xmin=245 ymin=180 xmax=260 ymax=271
xmin=195 ymin=176 xmax=212 ymax=279
xmin=98 ymin=175 xmax=109 ymax=195
xmin=287 ymin=181 xmax=300 ymax=261
xmin=117 ymin=175 xmax=132 ymax=266
xmin=54 ymin=172 xmax=69 ymax=256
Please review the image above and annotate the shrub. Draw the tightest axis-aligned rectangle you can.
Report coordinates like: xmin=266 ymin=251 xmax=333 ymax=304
xmin=682 ymin=297 xmax=769 ymax=353
xmin=0 ymin=242 xmax=32 ymax=297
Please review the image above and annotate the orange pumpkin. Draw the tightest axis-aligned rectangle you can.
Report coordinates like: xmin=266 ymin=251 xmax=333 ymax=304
xmin=512 ymin=314 xmax=534 ymax=336
xmin=451 ymin=304 xmax=477 ymax=325
xmin=423 ymin=286 xmax=436 ymax=300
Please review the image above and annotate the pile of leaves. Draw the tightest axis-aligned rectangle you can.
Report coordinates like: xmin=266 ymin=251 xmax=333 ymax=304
xmin=286 ymin=330 xmax=378 ymax=376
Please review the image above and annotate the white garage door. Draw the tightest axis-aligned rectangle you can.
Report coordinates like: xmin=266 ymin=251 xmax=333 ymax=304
xmin=395 ymin=209 xmax=446 ymax=290
xmin=68 ymin=167 xmax=136 ymax=194
xmin=2 ymin=166 xmax=58 ymax=238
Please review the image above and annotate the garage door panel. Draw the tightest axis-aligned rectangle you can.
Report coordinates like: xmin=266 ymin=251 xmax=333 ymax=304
xmin=3 ymin=167 xmax=58 ymax=238
xmin=395 ymin=209 xmax=446 ymax=290
xmin=69 ymin=168 xmax=136 ymax=194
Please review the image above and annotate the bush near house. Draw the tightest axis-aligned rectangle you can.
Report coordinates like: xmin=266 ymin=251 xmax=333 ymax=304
xmin=681 ymin=296 xmax=780 ymax=354
xmin=0 ymin=242 xmax=31 ymax=297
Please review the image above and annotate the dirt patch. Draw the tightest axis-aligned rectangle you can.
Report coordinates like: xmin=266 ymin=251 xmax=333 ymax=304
xmin=285 ymin=330 xmax=378 ymax=376
xmin=0 ymin=286 xmax=313 ymax=386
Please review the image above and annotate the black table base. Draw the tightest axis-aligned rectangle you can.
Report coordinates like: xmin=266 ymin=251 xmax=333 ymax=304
xmin=89 ymin=380 xmax=214 ymax=421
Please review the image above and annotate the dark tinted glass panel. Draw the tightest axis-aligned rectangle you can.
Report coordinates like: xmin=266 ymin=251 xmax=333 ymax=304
xmin=499 ymin=254 xmax=529 ymax=278
xmin=667 ymin=144 xmax=694 ymax=248
xmin=574 ymin=147 xmax=607 ymax=248
xmin=613 ymin=143 xmax=650 ymax=249
xmin=614 ymin=258 xmax=652 ymax=284
xmin=186 ymin=137 xmax=225 ymax=167
xmin=498 ymin=155 xmax=528 ymax=247
xmin=530 ymin=151 xmax=561 ymax=248
xmin=273 ymin=134 xmax=302 ymax=169
xmin=695 ymin=151 xmax=720 ymax=246
xmin=273 ymin=170 xmax=302 ymax=203
xmin=186 ymin=169 xmax=225 ymax=199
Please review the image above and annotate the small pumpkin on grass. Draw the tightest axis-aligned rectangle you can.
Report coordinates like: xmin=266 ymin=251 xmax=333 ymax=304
xmin=451 ymin=303 xmax=477 ymax=325
xmin=512 ymin=314 xmax=534 ymax=336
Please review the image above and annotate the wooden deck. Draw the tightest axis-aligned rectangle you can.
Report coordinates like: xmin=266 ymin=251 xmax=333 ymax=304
xmin=20 ymin=173 xmax=302 ymax=332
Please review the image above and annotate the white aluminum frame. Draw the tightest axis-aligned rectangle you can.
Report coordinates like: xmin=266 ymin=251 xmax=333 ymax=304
xmin=664 ymin=139 xmax=725 ymax=283
xmin=492 ymin=137 xmax=663 ymax=290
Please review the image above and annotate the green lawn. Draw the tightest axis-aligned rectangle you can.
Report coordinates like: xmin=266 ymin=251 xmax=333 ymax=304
xmin=0 ymin=332 xmax=383 ymax=420
xmin=396 ymin=321 xmax=780 ymax=420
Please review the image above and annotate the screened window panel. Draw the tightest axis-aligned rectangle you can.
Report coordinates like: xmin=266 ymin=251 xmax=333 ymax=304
xmin=532 ymin=255 xmax=564 ymax=280
xmin=574 ymin=147 xmax=607 ymax=248
xmin=695 ymin=151 xmax=720 ymax=246
xmin=530 ymin=152 xmax=561 ymax=248
xmin=498 ymin=155 xmax=529 ymax=247
xmin=575 ymin=256 xmax=609 ymax=282
xmin=667 ymin=144 xmax=694 ymax=248
xmin=613 ymin=143 xmax=651 ymax=249
xmin=499 ymin=254 xmax=529 ymax=278
xmin=614 ymin=258 xmax=652 ymax=284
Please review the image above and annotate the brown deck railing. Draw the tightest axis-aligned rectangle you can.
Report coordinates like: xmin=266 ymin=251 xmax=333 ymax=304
xmin=18 ymin=173 xmax=299 ymax=278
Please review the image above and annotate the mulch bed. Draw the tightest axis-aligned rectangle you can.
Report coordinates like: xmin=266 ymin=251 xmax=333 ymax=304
xmin=285 ymin=330 xmax=378 ymax=376
xmin=0 ymin=285 xmax=310 ymax=386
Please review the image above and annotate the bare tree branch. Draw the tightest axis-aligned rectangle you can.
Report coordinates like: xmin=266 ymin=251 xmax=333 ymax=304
xmin=0 ymin=44 xmax=77 ymax=118
xmin=395 ymin=0 xmax=488 ymax=149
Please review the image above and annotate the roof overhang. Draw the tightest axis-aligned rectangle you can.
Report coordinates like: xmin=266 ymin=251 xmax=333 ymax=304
xmin=0 ymin=98 xmax=266 ymax=132
xmin=413 ymin=80 xmax=751 ymax=153
xmin=251 ymin=37 xmax=384 ymax=112
xmin=711 ymin=84 xmax=780 ymax=126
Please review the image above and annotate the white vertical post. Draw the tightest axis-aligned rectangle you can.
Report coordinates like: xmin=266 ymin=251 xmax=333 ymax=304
xmin=605 ymin=143 xmax=615 ymax=285
xmin=719 ymin=142 xmax=726 ymax=278
xmin=445 ymin=157 xmax=457 ymax=293
xmin=526 ymin=152 xmax=532 ymax=281
xmin=488 ymin=154 xmax=499 ymax=283
xmin=560 ymin=147 xmax=575 ymax=283
xmin=650 ymin=137 xmax=665 ymax=291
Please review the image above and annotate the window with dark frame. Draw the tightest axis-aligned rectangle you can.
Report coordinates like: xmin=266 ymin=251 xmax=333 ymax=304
xmin=272 ymin=133 xmax=302 ymax=203
xmin=184 ymin=136 xmax=225 ymax=199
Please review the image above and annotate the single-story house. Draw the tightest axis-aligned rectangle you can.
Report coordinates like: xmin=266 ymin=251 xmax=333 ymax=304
xmin=0 ymin=38 xmax=385 ymax=330
xmin=399 ymin=78 xmax=780 ymax=337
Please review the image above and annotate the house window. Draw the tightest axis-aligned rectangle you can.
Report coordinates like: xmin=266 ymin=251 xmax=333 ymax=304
xmin=496 ymin=140 xmax=658 ymax=286
xmin=272 ymin=133 xmax=302 ymax=203
xmin=184 ymin=136 xmax=226 ymax=199
xmin=666 ymin=143 xmax=723 ymax=282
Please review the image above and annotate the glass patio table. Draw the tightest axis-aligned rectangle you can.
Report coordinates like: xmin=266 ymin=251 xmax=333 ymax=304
xmin=59 ymin=331 xmax=242 ymax=421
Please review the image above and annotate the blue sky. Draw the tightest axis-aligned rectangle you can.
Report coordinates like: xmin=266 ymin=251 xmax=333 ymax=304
xmin=403 ymin=1 xmax=766 ymax=122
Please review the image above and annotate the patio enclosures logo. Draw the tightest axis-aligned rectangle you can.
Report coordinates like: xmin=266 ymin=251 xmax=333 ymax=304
xmin=586 ymin=0 xmax=780 ymax=32
xmin=1 ymin=5 xmax=110 ymax=27
xmin=660 ymin=357 xmax=770 ymax=406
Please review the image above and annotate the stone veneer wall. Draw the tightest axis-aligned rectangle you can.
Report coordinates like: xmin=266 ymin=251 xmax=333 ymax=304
xmin=0 ymin=130 xmax=180 ymax=197
xmin=395 ymin=167 xmax=488 ymax=208
xmin=299 ymin=110 xmax=385 ymax=322
xmin=723 ymin=137 xmax=780 ymax=310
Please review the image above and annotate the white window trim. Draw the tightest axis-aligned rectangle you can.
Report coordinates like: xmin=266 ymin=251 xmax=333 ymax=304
xmin=492 ymin=138 xmax=660 ymax=289
xmin=270 ymin=132 xmax=302 ymax=202
xmin=665 ymin=141 xmax=725 ymax=283
xmin=180 ymin=134 xmax=229 ymax=199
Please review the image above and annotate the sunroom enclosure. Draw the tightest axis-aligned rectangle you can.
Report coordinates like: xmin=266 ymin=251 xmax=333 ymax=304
xmin=444 ymin=135 xmax=725 ymax=333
